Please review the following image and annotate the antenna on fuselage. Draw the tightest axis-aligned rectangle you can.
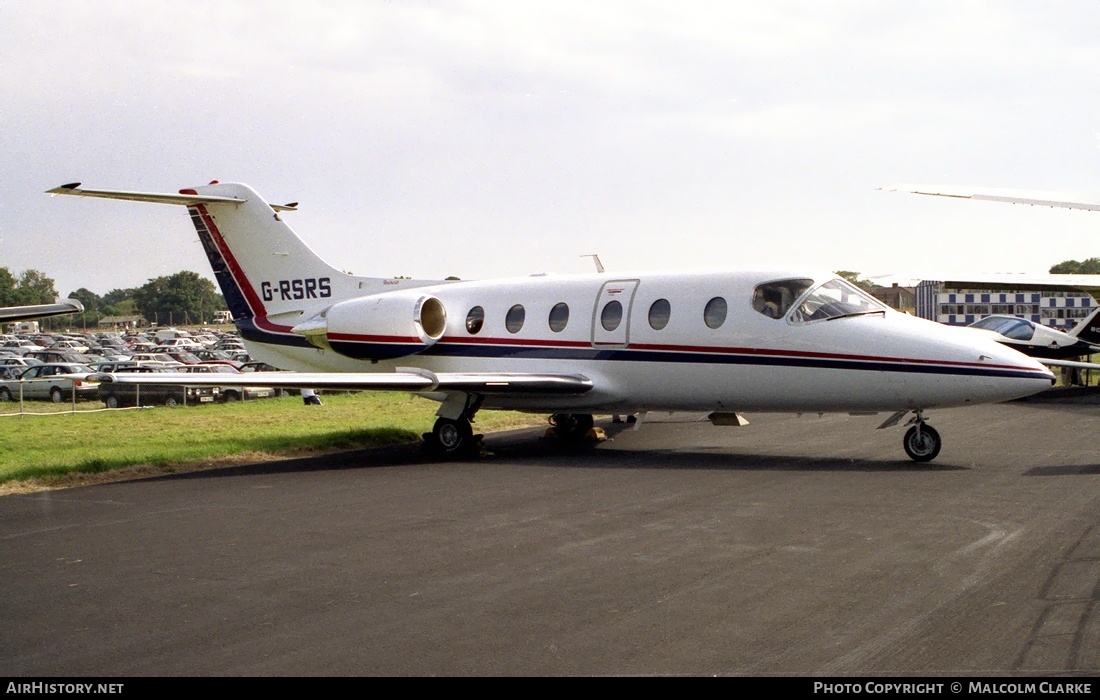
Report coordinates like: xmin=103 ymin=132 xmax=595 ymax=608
xmin=581 ymin=254 xmax=605 ymax=273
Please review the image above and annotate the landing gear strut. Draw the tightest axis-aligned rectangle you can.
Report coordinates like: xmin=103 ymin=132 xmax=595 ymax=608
xmin=902 ymin=411 xmax=941 ymax=462
xmin=550 ymin=413 xmax=594 ymax=440
xmin=424 ymin=395 xmax=483 ymax=458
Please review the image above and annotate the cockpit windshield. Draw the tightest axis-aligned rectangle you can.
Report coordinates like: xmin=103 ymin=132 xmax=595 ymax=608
xmin=968 ymin=316 xmax=1035 ymax=341
xmin=752 ymin=279 xmax=814 ymax=319
xmin=789 ymin=278 xmax=888 ymax=324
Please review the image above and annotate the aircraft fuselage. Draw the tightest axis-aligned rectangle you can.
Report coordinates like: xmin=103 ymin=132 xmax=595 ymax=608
xmin=240 ymin=269 xmax=1054 ymax=415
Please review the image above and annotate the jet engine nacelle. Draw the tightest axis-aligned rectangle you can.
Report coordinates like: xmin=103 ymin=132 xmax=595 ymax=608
xmin=292 ymin=292 xmax=448 ymax=361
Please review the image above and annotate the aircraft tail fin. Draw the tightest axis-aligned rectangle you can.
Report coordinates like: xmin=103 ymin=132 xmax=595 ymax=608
xmin=47 ymin=182 xmax=440 ymax=342
xmin=1067 ymin=305 xmax=1100 ymax=348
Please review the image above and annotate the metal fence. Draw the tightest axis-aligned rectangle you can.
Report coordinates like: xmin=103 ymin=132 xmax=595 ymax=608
xmin=0 ymin=378 xmax=212 ymax=416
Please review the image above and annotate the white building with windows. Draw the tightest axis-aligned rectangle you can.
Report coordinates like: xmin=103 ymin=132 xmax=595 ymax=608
xmin=916 ymin=281 xmax=1095 ymax=330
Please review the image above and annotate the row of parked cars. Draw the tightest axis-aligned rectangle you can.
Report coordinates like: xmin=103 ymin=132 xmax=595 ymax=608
xmin=0 ymin=327 xmax=287 ymax=408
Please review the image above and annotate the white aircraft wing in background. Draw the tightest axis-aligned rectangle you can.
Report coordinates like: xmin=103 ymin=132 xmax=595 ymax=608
xmin=882 ymin=184 xmax=1100 ymax=212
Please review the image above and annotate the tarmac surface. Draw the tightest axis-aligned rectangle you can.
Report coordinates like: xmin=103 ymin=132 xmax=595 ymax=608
xmin=2 ymin=398 xmax=1098 ymax=676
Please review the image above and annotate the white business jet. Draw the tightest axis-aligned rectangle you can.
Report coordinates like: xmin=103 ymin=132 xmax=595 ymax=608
xmin=48 ymin=181 xmax=1055 ymax=462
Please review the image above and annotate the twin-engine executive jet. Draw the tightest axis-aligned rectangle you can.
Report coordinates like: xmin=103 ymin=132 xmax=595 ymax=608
xmin=48 ymin=181 xmax=1056 ymax=462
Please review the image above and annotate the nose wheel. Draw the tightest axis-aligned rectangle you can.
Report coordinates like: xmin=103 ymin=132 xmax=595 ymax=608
xmin=903 ymin=422 xmax=941 ymax=462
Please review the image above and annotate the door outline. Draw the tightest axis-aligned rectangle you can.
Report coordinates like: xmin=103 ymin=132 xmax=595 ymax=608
xmin=592 ymin=279 xmax=640 ymax=347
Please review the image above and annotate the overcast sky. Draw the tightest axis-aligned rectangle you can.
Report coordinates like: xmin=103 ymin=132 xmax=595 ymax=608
xmin=2 ymin=1 xmax=1097 ymax=298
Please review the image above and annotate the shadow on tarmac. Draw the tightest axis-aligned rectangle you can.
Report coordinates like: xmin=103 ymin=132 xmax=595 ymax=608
xmin=136 ymin=423 xmax=974 ymax=486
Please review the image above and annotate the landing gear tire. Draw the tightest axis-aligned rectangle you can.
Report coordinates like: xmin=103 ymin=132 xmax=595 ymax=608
xmin=551 ymin=413 xmax=594 ymax=440
xmin=903 ymin=424 xmax=941 ymax=462
xmin=105 ymin=395 xmax=120 ymax=409
xmin=429 ymin=417 xmax=474 ymax=457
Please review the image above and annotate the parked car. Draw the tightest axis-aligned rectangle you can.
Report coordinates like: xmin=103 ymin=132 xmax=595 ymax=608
xmin=97 ymin=367 xmax=221 ymax=408
xmin=0 ymin=356 xmax=44 ymax=369
xmin=239 ymin=361 xmax=298 ymax=396
xmin=1 ymin=339 xmax=44 ymax=355
xmin=0 ymin=363 xmax=99 ymax=403
xmin=22 ymin=350 xmax=90 ymax=364
xmin=128 ymin=352 xmax=184 ymax=365
xmin=53 ymin=340 xmax=90 ymax=353
xmin=176 ymin=364 xmax=275 ymax=402
xmin=0 ymin=366 xmax=23 ymax=380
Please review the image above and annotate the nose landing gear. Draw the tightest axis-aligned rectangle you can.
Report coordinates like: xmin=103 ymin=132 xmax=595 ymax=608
xmin=903 ymin=421 xmax=941 ymax=462
xmin=897 ymin=409 xmax=941 ymax=464
xmin=878 ymin=409 xmax=943 ymax=462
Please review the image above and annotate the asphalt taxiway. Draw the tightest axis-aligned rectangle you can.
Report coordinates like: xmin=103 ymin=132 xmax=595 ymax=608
xmin=2 ymin=399 xmax=1097 ymax=676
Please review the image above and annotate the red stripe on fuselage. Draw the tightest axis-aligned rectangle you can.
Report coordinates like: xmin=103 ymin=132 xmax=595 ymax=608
xmin=419 ymin=335 xmax=1041 ymax=374
xmin=191 ymin=204 xmax=294 ymax=336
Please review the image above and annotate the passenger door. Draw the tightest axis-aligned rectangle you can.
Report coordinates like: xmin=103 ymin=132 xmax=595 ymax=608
xmin=592 ymin=280 xmax=640 ymax=347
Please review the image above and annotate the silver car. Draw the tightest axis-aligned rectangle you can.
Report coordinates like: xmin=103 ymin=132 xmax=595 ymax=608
xmin=0 ymin=363 xmax=99 ymax=403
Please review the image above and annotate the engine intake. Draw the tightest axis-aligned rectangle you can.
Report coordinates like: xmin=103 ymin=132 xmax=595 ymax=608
xmin=292 ymin=293 xmax=448 ymax=360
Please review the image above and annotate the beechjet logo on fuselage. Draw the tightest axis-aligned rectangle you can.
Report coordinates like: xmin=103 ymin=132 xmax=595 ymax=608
xmin=261 ymin=278 xmax=332 ymax=301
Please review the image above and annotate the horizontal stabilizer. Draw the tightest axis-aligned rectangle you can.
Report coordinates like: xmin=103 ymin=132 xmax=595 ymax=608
xmin=46 ymin=183 xmax=297 ymax=212
xmin=0 ymin=298 xmax=84 ymax=323
xmin=90 ymin=370 xmax=594 ymax=395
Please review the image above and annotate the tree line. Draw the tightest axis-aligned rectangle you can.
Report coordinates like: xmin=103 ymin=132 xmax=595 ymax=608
xmin=1048 ymin=258 xmax=1100 ymax=274
xmin=1 ymin=267 xmax=226 ymax=330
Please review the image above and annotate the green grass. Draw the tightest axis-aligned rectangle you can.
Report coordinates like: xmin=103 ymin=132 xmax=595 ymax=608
xmin=0 ymin=393 xmax=543 ymax=489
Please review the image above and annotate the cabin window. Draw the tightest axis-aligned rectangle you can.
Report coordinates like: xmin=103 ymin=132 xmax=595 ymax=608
xmin=465 ymin=306 xmax=485 ymax=335
xmin=752 ymin=279 xmax=814 ymax=319
xmin=505 ymin=304 xmax=526 ymax=333
xmin=648 ymin=299 xmax=671 ymax=330
xmin=601 ymin=301 xmax=623 ymax=331
xmin=548 ymin=303 xmax=569 ymax=332
xmin=703 ymin=297 xmax=727 ymax=329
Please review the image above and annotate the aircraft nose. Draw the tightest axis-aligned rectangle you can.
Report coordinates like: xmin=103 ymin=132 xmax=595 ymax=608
xmin=980 ymin=339 xmax=1056 ymax=391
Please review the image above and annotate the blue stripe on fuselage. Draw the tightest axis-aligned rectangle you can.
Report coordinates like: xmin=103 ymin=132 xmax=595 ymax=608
xmin=237 ymin=325 xmax=1048 ymax=380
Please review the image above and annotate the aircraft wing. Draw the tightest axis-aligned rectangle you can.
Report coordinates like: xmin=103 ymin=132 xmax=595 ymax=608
xmin=0 ymin=298 xmax=84 ymax=323
xmin=89 ymin=370 xmax=594 ymax=395
xmin=882 ymin=184 xmax=1100 ymax=212
xmin=1037 ymin=358 xmax=1099 ymax=372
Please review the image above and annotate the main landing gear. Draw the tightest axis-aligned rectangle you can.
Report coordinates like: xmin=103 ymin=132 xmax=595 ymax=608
xmin=429 ymin=416 xmax=477 ymax=456
xmin=549 ymin=413 xmax=595 ymax=441
xmin=424 ymin=395 xmax=484 ymax=458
